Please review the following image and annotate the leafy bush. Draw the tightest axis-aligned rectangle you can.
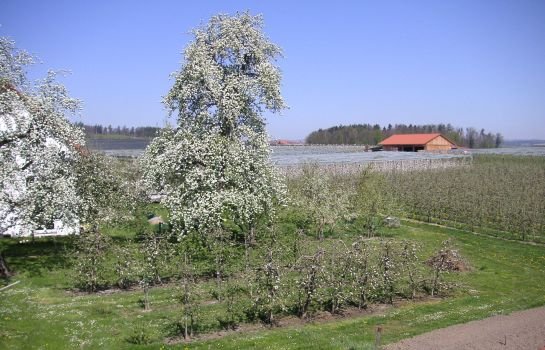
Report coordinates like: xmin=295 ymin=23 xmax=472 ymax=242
xmin=125 ymin=323 xmax=156 ymax=345
xmin=73 ymin=230 xmax=112 ymax=292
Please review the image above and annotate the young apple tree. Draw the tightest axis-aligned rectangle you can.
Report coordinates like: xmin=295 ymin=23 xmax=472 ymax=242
xmin=291 ymin=164 xmax=350 ymax=240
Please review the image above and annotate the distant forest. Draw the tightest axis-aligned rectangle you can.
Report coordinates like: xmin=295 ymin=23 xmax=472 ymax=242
xmin=306 ymin=123 xmax=503 ymax=148
xmin=75 ymin=122 xmax=161 ymax=138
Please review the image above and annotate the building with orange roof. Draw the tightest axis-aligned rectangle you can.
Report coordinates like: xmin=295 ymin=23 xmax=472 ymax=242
xmin=379 ymin=133 xmax=458 ymax=152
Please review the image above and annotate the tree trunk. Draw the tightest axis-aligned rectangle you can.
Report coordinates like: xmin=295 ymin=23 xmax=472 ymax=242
xmin=0 ymin=252 xmax=10 ymax=278
xmin=359 ymin=291 xmax=367 ymax=310
xmin=215 ymin=238 xmax=225 ymax=301
xmin=144 ymin=285 xmax=150 ymax=310
xmin=269 ymin=309 xmax=274 ymax=325
xmin=190 ymin=314 xmax=194 ymax=338
xmin=244 ymin=231 xmax=250 ymax=270
xmin=318 ymin=221 xmax=324 ymax=241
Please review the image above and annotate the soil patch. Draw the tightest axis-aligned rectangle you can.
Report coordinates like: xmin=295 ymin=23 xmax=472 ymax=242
xmin=385 ymin=306 xmax=545 ymax=350
xmin=166 ymin=303 xmax=398 ymax=344
xmin=426 ymin=247 xmax=471 ymax=272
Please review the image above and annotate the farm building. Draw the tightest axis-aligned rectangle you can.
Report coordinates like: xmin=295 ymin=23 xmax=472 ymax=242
xmin=379 ymin=133 xmax=457 ymax=152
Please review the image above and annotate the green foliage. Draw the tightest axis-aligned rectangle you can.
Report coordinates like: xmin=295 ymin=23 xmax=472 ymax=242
xmin=113 ymin=243 xmax=139 ymax=289
xmin=287 ymin=166 xmax=401 ymax=239
xmin=140 ymin=230 xmax=175 ymax=285
xmin=348 ymin=237 xmax=375 ymax=309
xmin=293 ymin=247 xmax=324 ymax=318
xmin=251 ymin=245 xmax=284 ymax=324
xmin=399 ymin=240 xmax=422 ymax=299
xmin=377 ymin=240 xmax=398 ymax=304
xmin=353 ymin=170 xmax=400 ymax=237
xmin=388 ymin=155 xmax=545 ymax=243
xmin=178 ymin=252 xmax=199 ymax=339
xmin=289 ymin=163 xmax=351 ymax=240
xmin=305 ymin=123 xmax=502 ymax=148
xmin=218 ymin=280 xmax=245 ymax=330
xmin=2 ymin=220 xmax=545 ymax=349
xmin=75 ymin=152 xmax=136 ymax=226
xmin=72 ymin=230 xmax=112 ymax=292
xmin=125 ymin=322 xmax=157 ymax=345
xmin=319 ymin=240 xmax=352 ymax=314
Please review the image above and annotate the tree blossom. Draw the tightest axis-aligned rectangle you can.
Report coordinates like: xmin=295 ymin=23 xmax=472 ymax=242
xmin=141 ymin=12 xmax=286 ymax=237
xmin=1 ymin=37 xmax=84 ymax=236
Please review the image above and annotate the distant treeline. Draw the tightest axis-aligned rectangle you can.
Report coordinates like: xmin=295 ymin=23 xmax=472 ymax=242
xmin=74 ymin=122 xmax=161 ymax=138
xmin=306 ymin=123 xmax=503 ymax=148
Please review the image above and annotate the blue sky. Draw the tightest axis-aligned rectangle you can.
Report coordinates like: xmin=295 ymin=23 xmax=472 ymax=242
xmin=2 ymin=0 xmax=544 ymax=140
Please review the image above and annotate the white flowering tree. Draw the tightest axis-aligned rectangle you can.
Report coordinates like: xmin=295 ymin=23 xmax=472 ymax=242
xmin=141 ymin=12 xmax=286 ymax=239
xmin=0 ymin=37 xmax=132 ymax=279
xmin=0 ymin=37 xmax=86 ymax=276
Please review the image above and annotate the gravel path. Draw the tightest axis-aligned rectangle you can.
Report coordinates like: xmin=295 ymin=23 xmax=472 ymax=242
xmin=385 ymin=306 xmax=545 ymax=350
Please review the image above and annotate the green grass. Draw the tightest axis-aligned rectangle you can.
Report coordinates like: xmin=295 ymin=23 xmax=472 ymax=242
xmin=173 ymin=222 xmax=545 ymax=349
xmin=2 ymin=222 xmax=545 ymax=349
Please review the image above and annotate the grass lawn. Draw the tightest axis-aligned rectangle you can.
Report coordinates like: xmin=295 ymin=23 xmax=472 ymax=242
xmin=1 ymin=221 xmax=545 ymax=349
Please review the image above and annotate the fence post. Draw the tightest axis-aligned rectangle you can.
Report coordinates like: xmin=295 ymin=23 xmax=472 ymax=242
xmin=375 ymin=325 xmax=383 ymax=349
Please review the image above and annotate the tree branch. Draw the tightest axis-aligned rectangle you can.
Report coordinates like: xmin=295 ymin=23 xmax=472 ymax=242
xmin=0 ymin=128 xmax=31 ymax=148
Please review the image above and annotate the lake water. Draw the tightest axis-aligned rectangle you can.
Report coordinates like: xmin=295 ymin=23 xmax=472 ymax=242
xmin=87 ymin=139 xmax=545 ymax=165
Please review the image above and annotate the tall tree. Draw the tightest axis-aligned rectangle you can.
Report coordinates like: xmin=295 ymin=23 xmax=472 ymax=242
xmin=141 ymin=12 xmax=286 ymax=238
xmin=0 ymin=37 xmax=83 ymax=276
xmin=1 ymin=37 xmax=132 ymax=279
xmin=305 ymin=123 xmax=503 ymax=148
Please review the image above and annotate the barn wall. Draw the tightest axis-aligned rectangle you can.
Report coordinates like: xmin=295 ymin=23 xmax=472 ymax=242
xmin=425 ymin=136 xmax=453 ymax=151
xmin=425 ymin=144 xmax=451 ymax=151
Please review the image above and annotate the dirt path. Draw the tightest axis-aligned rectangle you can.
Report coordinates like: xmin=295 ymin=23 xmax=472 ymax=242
xmin=385 ymin=306 xmax=545 ymax=350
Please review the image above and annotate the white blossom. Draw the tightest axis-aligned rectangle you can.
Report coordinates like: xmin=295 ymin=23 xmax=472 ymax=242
xmin=1 ymin=37 xmax=84 ymax=236
xmin=141 ymin=12 xmax=286 ymax=237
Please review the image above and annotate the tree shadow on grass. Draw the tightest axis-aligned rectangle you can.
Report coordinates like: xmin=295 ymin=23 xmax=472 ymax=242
xmin=1 ymin=237 xmax=74 ymax=277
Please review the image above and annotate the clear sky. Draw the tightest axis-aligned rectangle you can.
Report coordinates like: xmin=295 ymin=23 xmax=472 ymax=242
xmin=2 ymin=0 xmax=544 ymax=140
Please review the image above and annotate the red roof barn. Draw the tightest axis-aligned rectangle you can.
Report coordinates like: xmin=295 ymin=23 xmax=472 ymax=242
xmin=379 ymin=133 xmax=458 ymax=152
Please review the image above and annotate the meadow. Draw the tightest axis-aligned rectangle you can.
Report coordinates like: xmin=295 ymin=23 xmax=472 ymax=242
xmin=1 ymin=154 xmax=545 ymax=349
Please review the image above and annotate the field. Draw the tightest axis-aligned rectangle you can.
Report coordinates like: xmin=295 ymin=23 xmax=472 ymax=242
xmin=1 ymin=154 xmax=545 ymax=349
xmin=388 ymin=155 xmax=545 ymax=243
xmin=1 ymin=221 xmax=545 ymax=349
xmin=86 ymin=137 xmax=545 ymax=162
